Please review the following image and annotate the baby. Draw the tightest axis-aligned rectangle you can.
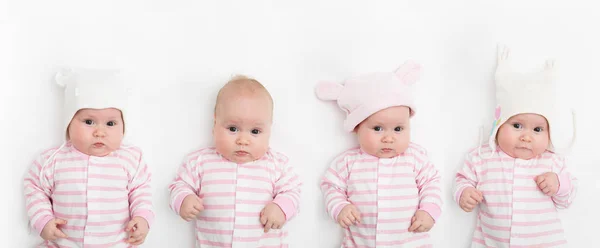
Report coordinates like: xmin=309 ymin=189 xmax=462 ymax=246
xmin=168 ymin=75 xmax=302 ymax=247
xmin=316 ymin=61 xmax=443 ymax=247
xmin=23 ymin=68 xmax=154 ymax=247
xmin=454 ymin=46 xmax=578 ymax=247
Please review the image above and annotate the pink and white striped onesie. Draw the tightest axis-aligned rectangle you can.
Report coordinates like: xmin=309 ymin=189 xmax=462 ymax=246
xmin=23 ymin=142 xmax=154 ymax=248
xmin=168 ymin=147 xmax=301 ymax=248
xmin=321 ymin=143 xmax=443 ymax=248
xmin=454 ymin=145 xmax=577 ymax=248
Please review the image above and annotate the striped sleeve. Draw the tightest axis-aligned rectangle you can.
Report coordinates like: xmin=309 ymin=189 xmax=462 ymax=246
xmin=23 ymin=151 xmax=55 ymax=235
xmin=168 ymin=151 xmax=202 ymax=215
xmin=127 ymin=149 xmax=155 ymax=227
xmin=271 ymin=154 xmax=302 ymax=221
xmin=550 ymin=155 xmax=577 ymax=209
xmin=413 ymin=148 xmax=443 ymax=221
xmin=453 ymin=152 xmax=479 ymax=204
xmin=320 ymin=153 xmax=351 ymax=222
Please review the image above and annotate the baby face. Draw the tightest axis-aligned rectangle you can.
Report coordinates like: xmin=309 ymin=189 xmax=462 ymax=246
xmin=355 ymin=106 xmax=411 ymax=158
xmin=496 ymin=113 xmax=550 ymax=159
xmin=67 ymin=108 xmax=124 ymax=157
xmin=213 ymin=94 xmax=272 ymax=164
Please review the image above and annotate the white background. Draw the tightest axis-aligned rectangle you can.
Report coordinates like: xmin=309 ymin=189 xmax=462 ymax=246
xmin=2 ymin=1 xmax=598 ymax=247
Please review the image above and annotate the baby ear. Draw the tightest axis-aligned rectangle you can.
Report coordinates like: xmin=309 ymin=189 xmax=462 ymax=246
xmin=315 ymin=81 xmax=344 ymax=100
xmin=394 ymin=60 xmax=421 ymax=85
xmin=55 ymin=67 xmax=74 ymax=88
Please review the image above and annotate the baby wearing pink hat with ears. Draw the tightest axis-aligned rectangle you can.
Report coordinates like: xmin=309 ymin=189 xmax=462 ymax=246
xmin=316 ymin=61 xmax=442 ymax=248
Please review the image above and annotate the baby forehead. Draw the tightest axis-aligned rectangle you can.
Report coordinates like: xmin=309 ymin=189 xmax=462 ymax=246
xmin=75 ymin=108 xmax=122 ymax=117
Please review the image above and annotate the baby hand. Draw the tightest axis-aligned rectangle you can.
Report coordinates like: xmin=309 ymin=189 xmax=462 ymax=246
xmin=459 ymin=187 xmax=483 ymax=212
xmin=535 ymin=172 xmax=559 ymax=196
xmin=336 ymin=204 xmax=361 ymax=228
xmin=180 ymin=194 xmax=204 ymax=221
xmin=260 ymin=203 xmax=286 ymax=233
xmin=40 ymin=218 xmax=68 ymax=241
xmin=408 ymin=210 xmax=434 ymax=233
xmin=125 ymin=216 xmax=149 ymax=245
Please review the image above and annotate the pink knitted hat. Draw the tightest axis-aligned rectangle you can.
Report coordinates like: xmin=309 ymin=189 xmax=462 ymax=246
xmin=315 ymin=61 xmax=421 ymax=132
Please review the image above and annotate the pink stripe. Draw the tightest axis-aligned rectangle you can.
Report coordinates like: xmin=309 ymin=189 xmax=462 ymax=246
xmin=513 ymin=197 xmax=551 ymax=203
xmin=55 ymin=179 xmax=87 ymax=185
xmin=197 ymin=227 xmax=233 ymax=235
xmin=472 ymin=238 xmax=486 ymax=245
xmin=200 ymin=192 xmax=237 ymax=197
xmin=239 ymin=164 xmax=277 ymax=174
xmin=351 ymin=167 xmax=378 ymax=173
xmin=54 ymin=156 xmax=88 ymax=163
xmin=236 ymin=211 xmax=260 ymax=217
xmin=197 ymin=216 xmax=235 ymax=222
xmin=204 ymin=168 xmax=237 ymax=174
xmin=89 ymin=163 xmax=123 ymax=169
xmin=352 ymin=201 xmax=377 ymax=206
xmin=86 ymin=217 xmax=129 ymax=226
xmin=349 ymin=231 xmax=375 ymax=240
xmin=55 ymin=213 xmax=87 ymax=219
xmin=203 ymin=204 xmax=235 ymax=210
xmin=485 ymin=202 xmax=512 ymax=207
xmin=511 ymin=240 xmax=567 ymax=248
xmin=234 ymin=224 xmax=263 ymax=229
xmin=379 ymin=173 xmax=414 ymax=178
xmin=480 ymin=190 xmax=512 ymax=195
xmin=88 ymin=174 xmax=128 ymax=180
xmin=348 ymin=189 xmax=377 ymax=195
xmin=476 ymin=227 xmax=509 ymax=243
xmin=515 ymin=164 xmax=551 ymax=169
xmin=83 ymin=238 xmax=128 ymax=247
xmin=26 ymin=199 xmax=48 ymax=211
xmin=378 ymin=184 xmax=416 ymax=189
xmin=480 ymin=168 xmax=513 ymax=176
xmin=379 ymin=206 xmax=417 ymax=212
xmin=55 ymin=167 xmax=87 ymax=173
xmin=480 ymin=211 xmax=511 ymax=219
xmin=479 ymin=179 xmax=513 ymax=185
xmin=513 ymin=186 xmax=540 ymax=191
xmin=378 ymin=195 xmax=418 ymax=200
xmin=350 ymin=158 xmax=379 ymax=164
xmin=53 ymin=190 xmax=86 ymax=196
xmin=88 ymin=196 xmax=128 ymax=203
xmin=474 ymin=157 xmax=515 ymax=166
xmin=377 ymin=217 xmax=411 ymax=223
xmin=354 ymin=223 xmax=377 ymax=228
xmin=87 ymin=186 xmax=126 ymax=191
xmin=512 ymin=218 xmax=560 ymax=226
xmin=202 ymin=179 xmax=236 ymax=186
xmin=512 ymin=208 xmax=557 ymax=215
xmin=53 ymin=200 xmax=86 ymax=208
xmin=377 ymin=228 xmax=409 ymax=234
xmin=232 ymin=236 xmax=260 ymax=242
xmin=61 ymin=225 xmax=85 ymax=231
xmin=198 ymin=239 xmax=231 ymax=247
xmin=376 ymin=233 xmax=429 ymax=246
xmin=348 ymin=179 xmax=378 ymax=184
xmin=236 ymin=199 xmax=270 ymax=205
xmin=480 ymin=220 xmax=511 ymax=231
xmin=515 ymin=229 xmax=563 ymax=238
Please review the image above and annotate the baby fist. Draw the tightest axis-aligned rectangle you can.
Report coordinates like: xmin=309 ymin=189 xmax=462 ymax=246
xmin=535 ymin=172 xmax=560 ymax=196
xmin=336 ymin=204 xmax=361 ymax=228
xmin=180 ymin=194 xmax=204 ymax=221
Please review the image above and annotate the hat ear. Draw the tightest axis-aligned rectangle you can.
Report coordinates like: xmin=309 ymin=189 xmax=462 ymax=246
xmin=315 ymin=81 xmax=344 ymax=100
xmin=55 ymin=68 xmax=74 ymax=88
xmin=394 ymin=60 xmax=421 ymax=85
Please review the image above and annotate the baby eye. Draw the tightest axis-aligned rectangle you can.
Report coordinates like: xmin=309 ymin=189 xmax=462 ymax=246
xmin=251 ymin=129 xmax=261 ymax=135
xmin=373 ymin=126 xmax=382 ymax=132
xmin=107 ymin=121 xmax=116 ymax=126
xmin=228 ymin=126 xmax=238 ymax=132
xmin=512 ymin=123 xmax=522 ymax=129
xmin=84 ymin=119 xmax=94 ymax=125
xmin=394 ymin=126 xmax=403 ymax=132
xmin=533 ymin=127 xmax=543 ymax=132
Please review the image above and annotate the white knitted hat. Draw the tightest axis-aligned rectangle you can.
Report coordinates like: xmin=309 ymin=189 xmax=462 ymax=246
xmin=55 ymin=67 xmax=129 ymax=140
xmin=488 ymin=46 xmax=575 ymax=153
